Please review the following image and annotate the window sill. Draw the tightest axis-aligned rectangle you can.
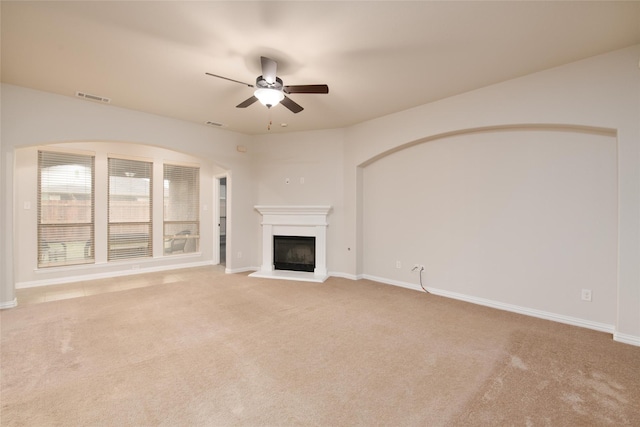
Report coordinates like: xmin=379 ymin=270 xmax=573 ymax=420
xmin=34 ymin=252 xmax=203 ymax=274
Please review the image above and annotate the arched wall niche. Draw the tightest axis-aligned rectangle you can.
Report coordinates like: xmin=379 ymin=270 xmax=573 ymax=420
xmin=12 ymin=139 xmax=225 ymax=288
xmin=356 ymin=123 xmax=618 ymax=329
xmin=359 ymin=123 xmax=617 ymax=168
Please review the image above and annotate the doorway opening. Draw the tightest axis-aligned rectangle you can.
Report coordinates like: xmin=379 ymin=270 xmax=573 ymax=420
xmin=219 ymin=177 xmax=226 ymax=266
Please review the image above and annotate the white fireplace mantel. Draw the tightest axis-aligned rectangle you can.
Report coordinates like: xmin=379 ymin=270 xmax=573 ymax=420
xmin=249 ymin=205 xmax=332 ymax=283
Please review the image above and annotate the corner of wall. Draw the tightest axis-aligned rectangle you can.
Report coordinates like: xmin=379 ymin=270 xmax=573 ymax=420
xmin=613 ymin=332 xmax=640 ymax=347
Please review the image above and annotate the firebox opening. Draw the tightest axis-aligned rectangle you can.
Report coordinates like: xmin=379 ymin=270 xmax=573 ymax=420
xmin=274 ymin=235 xmax=315 ymax=273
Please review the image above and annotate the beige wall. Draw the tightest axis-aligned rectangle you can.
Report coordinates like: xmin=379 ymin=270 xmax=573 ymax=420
xmin=1 ymin=85 xmax=253 ymax=299
xmin=342 ymin=45 xmax=639 ymax=343
xmin=363 ymin=128 xmax=617 ymax=327
xmin=14 ymin=142 xmax=215 ymax=286
xmin=1 ymin=44 xmax=638 ymax=344
xmin=250 ymin=130 xmax=347 ymax=274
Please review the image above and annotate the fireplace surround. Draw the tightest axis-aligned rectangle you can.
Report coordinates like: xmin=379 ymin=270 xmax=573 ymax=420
xmin=250 ymin=205 xmax=331 ymax=282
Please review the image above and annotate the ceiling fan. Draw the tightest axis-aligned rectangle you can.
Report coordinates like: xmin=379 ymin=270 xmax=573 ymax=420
xmin=206 ymin=56 xmax=329 ymax=113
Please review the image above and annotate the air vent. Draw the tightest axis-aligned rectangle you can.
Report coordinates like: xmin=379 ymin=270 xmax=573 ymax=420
xmin=205 ymin=121 xmax=224 ymax=127
xmin=75 ymin=91 xmax=111 ymax=103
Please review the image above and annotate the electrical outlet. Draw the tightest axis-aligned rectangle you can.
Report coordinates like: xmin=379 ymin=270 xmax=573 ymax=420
xmin=237 ymin=251 xmax=242 ymax=259
xmin=412 ymin=264 xmax=425 ymax=272
xmin=396 ymin=261 xmax=401 ymax=269
xmin=581 ymin=289 xmax=592 ymax=302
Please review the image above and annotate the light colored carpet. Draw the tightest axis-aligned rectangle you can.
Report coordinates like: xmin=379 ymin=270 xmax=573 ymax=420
xmin=1 ymin=266 xmax=639 ymax=426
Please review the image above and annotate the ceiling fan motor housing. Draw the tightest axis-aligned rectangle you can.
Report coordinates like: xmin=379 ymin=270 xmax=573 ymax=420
xmin=256 ymin=76 xmax=284 ymax=91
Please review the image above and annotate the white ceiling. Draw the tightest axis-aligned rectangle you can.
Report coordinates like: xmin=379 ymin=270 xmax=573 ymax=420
xmin=2 ymin=1 xmax=639 ymax=135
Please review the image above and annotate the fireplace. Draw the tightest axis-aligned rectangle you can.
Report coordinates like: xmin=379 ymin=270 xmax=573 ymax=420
xmin=274 ymin=236 xmax=315 ymax=272
xmin=250 ymin=205 xmax=331 ymax=283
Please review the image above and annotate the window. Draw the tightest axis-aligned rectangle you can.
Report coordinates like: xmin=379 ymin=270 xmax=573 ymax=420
xmin=38 ymin=151 xmax=95 ymax=267
xmin=108 ymin=158 xmax=153 ymax=261
xmin=163 ymin=164 xmax=199 ymax=255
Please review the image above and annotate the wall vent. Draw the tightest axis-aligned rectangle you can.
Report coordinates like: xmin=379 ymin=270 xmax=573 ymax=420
xmin=205 ymin=121 xmax=224 ymax=127
xmin=75 ymin=91 xmax=111 ymax=103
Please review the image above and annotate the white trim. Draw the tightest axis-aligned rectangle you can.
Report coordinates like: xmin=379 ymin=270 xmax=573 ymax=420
xmin=106 ymin=152 xmax=153 ymax=162
xmin=34 ymin=253 xmax=203 ymax=274
xmin=251 ymin=269 xmax=328 ymax=283
xmin=37 ymin=146 xmax=96 ymax=157
xmin=214 ymin=173 xmax=228 ymax=267
xmin=613 ymin=332 xmax=640 ymax=347
xmin=162 ymin=159 xmax=200 ymax=168
xmin=225 ymin=266 xmax=257 ymax=274
xmin=362 ymin=274 xmax=422 ymax=292
xmin=436 ymin=288 xmax=615 ymax=334
xmin=362 ymin=274 xmax=616 ymax=334
xmin=17 ymin=260 xmax=213 ymax=289
xmin=329 ymin=271 xmax=359 ymax=281
xmin=254 ymin=205 xmax=332 ymax=217
xmin=0 ymin=298 xmax=18 ymax=309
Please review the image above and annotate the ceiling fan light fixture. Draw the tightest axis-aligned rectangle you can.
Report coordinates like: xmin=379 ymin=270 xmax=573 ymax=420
xmin=207 ymin=56 xmax=326 ymax=114
xmin=254 ymin=88 xmax=284 ymax=107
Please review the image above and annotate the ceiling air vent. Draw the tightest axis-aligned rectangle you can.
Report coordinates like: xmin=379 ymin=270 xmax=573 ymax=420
xmin=75 ymin=91 xmax=111 ymax=104
xmin=205 ymin=121 xmax=224 ymax=127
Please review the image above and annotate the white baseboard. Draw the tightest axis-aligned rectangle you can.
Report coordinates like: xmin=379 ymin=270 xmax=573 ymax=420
xmin=438 ymin=288 xmax=615 ymax=334
xmin=362 ymin=274 xmax=616 ymax=335
xmin=16 ymin=260 xmax=214 ymax=289
xmin=225 ymin=266 xmax=258 ymax=274
xmin=0 ymin=298 xmax=18 ymax=309
xmin=329 ymin=271 xmax=360 ymax=281
xmin=362 ymin=274 xmax=422 ymax=292
xmin=613 ymin=332 xmax=640 ymax=347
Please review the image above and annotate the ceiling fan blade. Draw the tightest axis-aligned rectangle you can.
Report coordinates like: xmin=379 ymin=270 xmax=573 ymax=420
xmin=261 ymin=56 xmax=277 ymax=84
xmin=206 ymin=72 xmax=254 ymax=87
xmin=236 ymin=96 xmax=258 ymax=108
xmin=280 ymin=96 xmax=304 ymax=114
xmin=283 ymin=84 xmax=329 ymax=94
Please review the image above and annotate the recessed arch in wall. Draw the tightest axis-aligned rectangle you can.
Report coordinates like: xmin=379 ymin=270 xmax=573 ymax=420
xmin=359 ymin=124 xmax=616 ymax=168
xmin=12 ymin=139 xmax=228 ymax=288
xmin=358 ymin=123 xmax=617 ymax=328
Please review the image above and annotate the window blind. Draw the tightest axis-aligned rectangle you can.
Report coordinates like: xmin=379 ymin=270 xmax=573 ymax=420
xmin=108 ymin=158 xmax=153 ymax=261
xmin=38 ymin=151 xmax=95 ymax=267
xmin=163 ymin=164 xmax=199 ymax=255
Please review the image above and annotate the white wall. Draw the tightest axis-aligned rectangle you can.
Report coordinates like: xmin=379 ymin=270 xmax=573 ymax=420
xmin=343 ymin=45 xmax=640 ymax=344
